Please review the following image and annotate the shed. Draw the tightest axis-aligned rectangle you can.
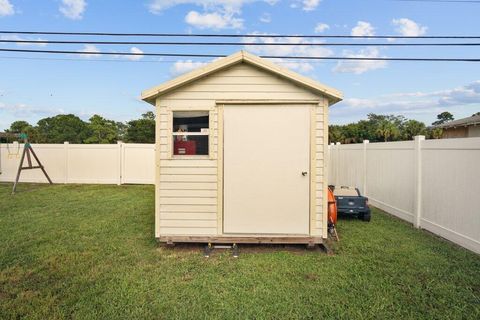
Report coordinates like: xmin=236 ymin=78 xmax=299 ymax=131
xmin=141 ymin=51 xmax=343 ymax=245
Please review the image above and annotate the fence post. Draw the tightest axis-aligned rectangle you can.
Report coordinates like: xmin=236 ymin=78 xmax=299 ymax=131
xmin=64 ymin=141 xmax=69 ymax=184
xmin=117 ymin=141 xmax=123 ymax=185
xmin=329 ymin=143 xmax=334 ymax=185
xmin=413 ymin=135 xmax=425 ymax=228
xmin=363 ymin=140 xmax=369 ymax=196
xmin=335 ymin=142 xmax=341 ymax=186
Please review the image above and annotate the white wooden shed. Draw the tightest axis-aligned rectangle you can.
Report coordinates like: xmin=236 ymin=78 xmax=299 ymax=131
xmin=141 ymin=51 xmax=343 ymax=245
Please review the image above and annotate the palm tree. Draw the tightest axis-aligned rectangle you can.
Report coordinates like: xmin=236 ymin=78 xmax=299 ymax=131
xmin=376 ymin=120 xmax=399 ymax=142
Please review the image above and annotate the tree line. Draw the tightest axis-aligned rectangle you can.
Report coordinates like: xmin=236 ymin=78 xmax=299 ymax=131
xmin=2 ymin=111 xmax=455 ymax=144
xmin=2 ymin=112 xmax=156 ymax=144
xmin=328 ymin=112 xmax=454 ymax=144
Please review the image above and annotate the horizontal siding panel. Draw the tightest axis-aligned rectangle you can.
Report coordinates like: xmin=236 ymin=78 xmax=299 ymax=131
xmin=159 ymin=197 xmax=217 ymax=205
xmin=161 ymin=160 xmax=216 ymax=167
xmin=160 ymin=167 xmax=217 ymax=175
xmin=159 ymin=227 xmax=217 ymax=236
xmin=159 ymin=136 xmax=169 ymax=145
xmin=199 ymin=76 xmax=291 ymax=86
xmin=176 ymin=83 xmax=307 ymax=93
xmin=163 ymin=91 xmax=319 ymax=101
xmin=315 ymin=165 xmax=323 ymax=176
xmin=160 ymin=189 xmax=217 ymax=197
xmin=160 ymin=212 xmax=217 ymax=220
xmin=213 ymin=66 xmax=277 ymax=77
xmin=160 ymin=204 xmax=217 ymax=212
xmin=159 ymin=182 xmax=217 ymax=190
xmin=160 ymin=174 xmax=217 ymax=182
xmin=159 ymin=112 xmax=169 ymax=119
xmin=159 ymin=152 xmax=170 ymax=159
xmin=160 ymin=219 xmax=217 ymax=228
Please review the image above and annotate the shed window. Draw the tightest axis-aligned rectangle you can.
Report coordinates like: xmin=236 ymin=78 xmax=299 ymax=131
xmin=172 ymin=111 xmax=209 ymax=156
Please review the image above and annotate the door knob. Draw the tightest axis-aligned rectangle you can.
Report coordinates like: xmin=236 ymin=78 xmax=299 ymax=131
xmin=302 ymin=171 xmax=308 ymax=176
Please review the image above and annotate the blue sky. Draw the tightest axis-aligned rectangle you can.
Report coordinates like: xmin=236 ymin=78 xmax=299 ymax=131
xmin=1 ymin=0 xmax=480 ymax=130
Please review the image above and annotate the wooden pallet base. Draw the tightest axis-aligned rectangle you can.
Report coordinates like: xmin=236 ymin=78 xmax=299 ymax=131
xmin=158 ymin=235 xmax=324 ymax=246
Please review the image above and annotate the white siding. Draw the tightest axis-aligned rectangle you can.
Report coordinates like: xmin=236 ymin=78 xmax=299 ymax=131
xmin=314 ymin=104 xmax=325 ymax=236
xmin=157 ymin=106 xmax=219 ymax=236
xmin=159 ymin=64 xmax=319 ymax=103
xmin=155 ymin=62 xmax=327 ymax=238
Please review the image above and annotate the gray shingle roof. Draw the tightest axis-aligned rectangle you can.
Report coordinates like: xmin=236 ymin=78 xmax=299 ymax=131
xmin=434 ymin=113 xmax=480 ymax=129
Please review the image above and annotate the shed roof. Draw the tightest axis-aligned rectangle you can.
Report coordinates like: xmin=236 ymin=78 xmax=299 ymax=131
xmin=141 ymin=51 xmax=343 ymax=105
xmin=433 ymin=113 xmax=480 ymax=129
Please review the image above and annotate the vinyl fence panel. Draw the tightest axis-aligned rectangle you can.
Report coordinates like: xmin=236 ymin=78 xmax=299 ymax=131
xmin=328 ymin=137 xmax=480 ymax=254
xmin=0 ymin=143 xmax=155 ymax=185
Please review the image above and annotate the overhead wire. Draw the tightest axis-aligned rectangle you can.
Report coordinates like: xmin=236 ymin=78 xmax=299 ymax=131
xmin=1 ymin=39 xmax=480 ymax=46
xmin=0 ymin=48 xmax=479 ymax=62
xmin=1 ymin=30 xmax=480 ymax=39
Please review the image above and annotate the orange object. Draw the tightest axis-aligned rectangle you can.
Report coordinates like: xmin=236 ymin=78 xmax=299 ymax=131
xmin=327 ymin=187 xmax=337 ymax=225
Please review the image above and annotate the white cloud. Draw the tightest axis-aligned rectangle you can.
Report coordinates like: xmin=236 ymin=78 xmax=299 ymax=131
xmin=60 ymin=0 xmax=86 ymax=20
xmin=127 ymin=47 xmax=144 ymax=61
xmin=0 ymin=35 xmax=47 ymax=47
xmin=259 ymin=12 xmax=271 ymax=23
xmin=289 ymin=0 xmax=321 ymax=11
xmin=148 ymin=1 xmax=277 ymax=30
xmin=333 ymin=47 xmax=387 ymax=74
xmin=331 ymin=81 xmax=480 ymax=120
xmin=392 ymin=18 xmax=427 ymax=36
xmin=302 ymin=0 xmax=320 ymax=11
xmin=170 ymin=60 xmax=210 ymax=75
xmin=0 ymin=0 xmax=14 ymax=16
xmin=77 ymin=44 xmax=100 ymax=58
xmin=243 ymin=32 xmax=333 ymax=73
xmin=351 ymin=21 xmax=375 ymax=36
xmin=185 ymin=10 xmax=243 ymax=29
xmin=0 ymin=102 xmax=65 ymax=117
xmin=314 ymin=23 xmax=329 ymax=33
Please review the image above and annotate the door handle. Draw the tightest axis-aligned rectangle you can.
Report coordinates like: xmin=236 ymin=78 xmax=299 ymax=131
xmin=302 ymin=171 xmax=308 ymax=176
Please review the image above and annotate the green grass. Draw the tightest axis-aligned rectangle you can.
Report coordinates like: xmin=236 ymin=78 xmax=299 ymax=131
xmin=0 ymin=183 xmax=479 ymax=319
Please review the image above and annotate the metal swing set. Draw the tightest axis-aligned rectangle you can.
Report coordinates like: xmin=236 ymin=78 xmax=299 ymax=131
xmin=0 ymin=132 xmax=52 ymax=194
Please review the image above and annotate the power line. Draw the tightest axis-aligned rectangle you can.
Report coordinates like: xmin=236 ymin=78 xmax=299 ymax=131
xmin=2 ymin=30 xmax=480 ymax=39
xmin=0 ymin=55 xmax=181 ymax=63
xmin=2 ymin=39 xmax=480 ymax=46
xmin=1 ymin=48 xmax=479 ymax=62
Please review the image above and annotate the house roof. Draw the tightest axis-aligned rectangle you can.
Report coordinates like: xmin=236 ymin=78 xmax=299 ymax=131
xmin=141 ymin=51 xmax=343 ymax=105
xmin=433 ymin=113 xmax=480 ymax=129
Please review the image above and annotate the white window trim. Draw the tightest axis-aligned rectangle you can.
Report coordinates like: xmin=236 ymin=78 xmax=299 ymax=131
xmin=169 ymin=110 xmax=212 ymax=159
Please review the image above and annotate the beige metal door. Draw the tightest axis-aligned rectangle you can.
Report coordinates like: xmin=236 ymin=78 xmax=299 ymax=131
xmin=223 ymin=105 xmax=310 ymax=235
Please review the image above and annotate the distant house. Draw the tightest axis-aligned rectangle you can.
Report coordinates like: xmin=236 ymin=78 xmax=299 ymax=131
xmin=433 ymin=113 xmax=480 ymax=138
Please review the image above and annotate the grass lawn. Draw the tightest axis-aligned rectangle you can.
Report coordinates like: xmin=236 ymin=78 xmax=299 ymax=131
xmin=0 ymin=183 xmax=479 ymax=319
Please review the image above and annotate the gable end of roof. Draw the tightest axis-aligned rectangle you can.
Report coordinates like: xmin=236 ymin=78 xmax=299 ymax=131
xmin=141 ymin=51 xmax=343 ymax=105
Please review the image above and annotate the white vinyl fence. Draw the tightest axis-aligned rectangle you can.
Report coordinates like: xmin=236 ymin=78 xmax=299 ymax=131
xmin=328 ymin=136 xmax=480 ymax=254
xmin=0 ymin=142 xmax=155 ymax=185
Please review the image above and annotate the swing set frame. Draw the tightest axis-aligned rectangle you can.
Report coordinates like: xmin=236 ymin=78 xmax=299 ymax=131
xmin=0 ymin=132 xmax=52 ymax=194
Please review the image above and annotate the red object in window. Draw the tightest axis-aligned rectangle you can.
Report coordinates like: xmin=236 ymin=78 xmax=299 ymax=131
xmin=174 ymin=140 xmax=196 ymax=155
